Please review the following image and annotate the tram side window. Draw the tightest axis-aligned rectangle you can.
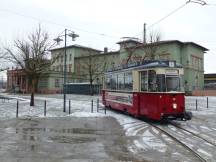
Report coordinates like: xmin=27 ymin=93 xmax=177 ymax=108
xmin=117 ymin=73 xmax=124 ymax=90
xmin=140 ymin=71 xmax=148 ymax=91
xmin=157 ymin=74 xmax=166 ymax=92
xmin=125 ymin=72 xmax=133 ymax=90
xmin=148 ymin=70 xmax=157 ymax=92
xmin=180 ymin=75 xmax=184 ymax=92
xmin=110 ymin=74 xmax=117 ymax=90
xmin=105 ymin=75 xmax=111 ymax=89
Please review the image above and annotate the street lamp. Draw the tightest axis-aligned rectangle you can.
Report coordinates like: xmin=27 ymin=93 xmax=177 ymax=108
xmin=54 ymin=29 xmax=79 ymax=112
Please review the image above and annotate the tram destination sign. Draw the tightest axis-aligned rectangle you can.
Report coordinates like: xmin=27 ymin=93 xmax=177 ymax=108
xmin=165 ymin=69 xmax=179 ymax=75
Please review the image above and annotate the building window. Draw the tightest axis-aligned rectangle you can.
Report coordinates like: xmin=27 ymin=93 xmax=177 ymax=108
xmin=191 ymin=55 xmax=202 ymax=70
xmin=69 ymin=54 xmax=72 ymax=61
xmin=159 ymin=53 xmax=170 ymax=60
xmin=69 ymin=64 xmax=72 ymax=72
xmin=55 ymin=79 xmax=60 ymax=87
xmin=39 ymin=79 xmax=48 ymax=88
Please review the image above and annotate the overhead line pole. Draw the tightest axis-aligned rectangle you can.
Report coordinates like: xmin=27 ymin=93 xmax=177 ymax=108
xmin=143 ymin=23 xmax=146 ymax=44
xmin=63 ymin=29 xmax=67 ymax=112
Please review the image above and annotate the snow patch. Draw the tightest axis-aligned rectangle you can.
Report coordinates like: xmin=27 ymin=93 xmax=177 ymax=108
xmin=68 ymin=112 xmax=108 ymax=118
xmin=197 ymin=148 xmax=213 ymax=157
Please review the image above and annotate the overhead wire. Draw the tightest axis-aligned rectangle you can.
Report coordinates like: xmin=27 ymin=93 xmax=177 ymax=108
xmin=133 ymin=0 xmax=216 ymax=41
xmin=0 ymin=8 xmax=119 ymax=39
xmin=147 ymin=2 xmax=189 ymax=29
xmin=104 ymin=1 xmax=193 ymax=50
xmin=133 ymin=1 xmax=190 ymax=40
xmin=1 ymin=1 xmax=214 ymax=50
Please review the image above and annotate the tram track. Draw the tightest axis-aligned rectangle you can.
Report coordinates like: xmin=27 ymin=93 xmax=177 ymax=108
xmin=109 ymin=109 xmax=213 ymax=161
xmin=121 ymin=119 xmax=208 ymax=161
xmin=149 ymin=122 xmax=207 ymax=162
xmin=168 ymin=121 xmax=216 ymax=147
xmin=120 ymin=118 xmax=209 ymax=162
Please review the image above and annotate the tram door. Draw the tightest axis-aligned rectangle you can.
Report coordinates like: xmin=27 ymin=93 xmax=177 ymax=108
xmin=140 ymin=70 xmax=157 ymax=92
xmin=139 ymin=70 xmax=159 ymax=117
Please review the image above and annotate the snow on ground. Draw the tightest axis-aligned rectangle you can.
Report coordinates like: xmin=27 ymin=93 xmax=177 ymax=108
xmin=1 ymin=93 xmax=216 ymax=161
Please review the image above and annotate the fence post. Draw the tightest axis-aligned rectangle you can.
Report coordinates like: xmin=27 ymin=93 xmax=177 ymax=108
xmin=207 ymin=97 xmax=208 ymax=109
xmin=97 ymin=98 xmax=99 ymax=112
xmin=44 ymin=100 xmax=46 ymax=117
xmin=91 ymin=99 xmax=93 ymax=113
xmin=16 ymin=100 xmax=19 ymax=118
xmin=69 ymin=100 xmax=71 ymax=114
xmin=196 ymin=99 xmax=198 ymax=111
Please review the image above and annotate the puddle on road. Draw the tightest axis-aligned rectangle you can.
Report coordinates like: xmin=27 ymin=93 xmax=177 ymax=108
xmin=14 ymin=127 xmax=100 ymax=144
xmin=48 ymin=128 xmax=98 ymax=135
xmin=15 ymin=127 xmax=99 ymax=135
xmin=48 ymin=135 xmax=97 ymax=144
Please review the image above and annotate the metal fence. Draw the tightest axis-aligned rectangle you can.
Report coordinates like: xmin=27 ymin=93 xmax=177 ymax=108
xmin=0 ymin=96 xmax=106 ymax=119
xmin=185 ymin=96 xmax=216 ymax=111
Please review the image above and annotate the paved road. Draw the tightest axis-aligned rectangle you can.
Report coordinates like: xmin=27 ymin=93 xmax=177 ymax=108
xmin=0 ymin=117 xmax=142 ymax=162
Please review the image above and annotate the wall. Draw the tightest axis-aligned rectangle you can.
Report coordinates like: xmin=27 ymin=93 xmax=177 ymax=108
xmin=182 ymin=44 xmax=204 ymax=93
xmin=117 ymin=41 xmax=206 ymax=93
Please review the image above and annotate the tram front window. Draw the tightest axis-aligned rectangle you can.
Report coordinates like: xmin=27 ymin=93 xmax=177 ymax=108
xmin=166 ymin=76 xmax=180 ymax=91
xmin=157 ymin=74 xmax=166 ymax=92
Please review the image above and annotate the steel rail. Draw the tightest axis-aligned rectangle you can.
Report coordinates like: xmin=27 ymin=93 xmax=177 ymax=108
xmin=169 ymin=121 xmax=216 ymax=147
xmin=149 ymin=123 xmax=207 ymax=162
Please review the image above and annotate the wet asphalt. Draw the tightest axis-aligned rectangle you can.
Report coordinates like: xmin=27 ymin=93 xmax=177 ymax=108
xmin=0 ymin=117 xmax=142 ymax=162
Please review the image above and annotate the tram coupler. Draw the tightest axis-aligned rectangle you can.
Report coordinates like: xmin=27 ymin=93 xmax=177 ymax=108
xmin=183 ymin=111 xmax=193 ymax=120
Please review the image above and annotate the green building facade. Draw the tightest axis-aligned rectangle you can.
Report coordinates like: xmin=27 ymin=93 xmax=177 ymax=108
xmin=117 ymin=39 xmax=208 ymax=94
xmin=37 ymin=39 xmax=207 ymax=94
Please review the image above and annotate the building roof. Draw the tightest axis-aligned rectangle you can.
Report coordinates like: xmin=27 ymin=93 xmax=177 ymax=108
xmin=101 ymin=50 xmax=119 ymax=55
xmin=155 ymin=40 xmax=208 ymax=51
xmin=183 ymin=42 xmax=208 ymax=51
xmin=116 ymin=38 xmax=143 ymax=45
xmin=204 ymin=73 xmax=216 ymax=79
xmin=117 ymin=39 xmax=209 ymax=51
xmin=50 ymin=44 xmax=101 ymax=52
xmin=75 ymin=50 xmax=120 ymax=59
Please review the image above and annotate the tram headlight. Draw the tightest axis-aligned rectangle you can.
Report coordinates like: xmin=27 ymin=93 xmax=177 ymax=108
xmin=173 ymin=103 xmax=177 ymax=109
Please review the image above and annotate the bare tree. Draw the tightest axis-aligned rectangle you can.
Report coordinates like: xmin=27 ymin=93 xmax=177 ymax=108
xmin=145 ymin=30 xmax=162 ymax=60
xmin=78 ymin=50 xmax=107 ymax=95
xmin=4 ymin=25 xmax=56 ymax=106
xmin=121 ymin=31 xmax=162 ymax=64
xmin=0 ymin=48 xmax=4 ymax=67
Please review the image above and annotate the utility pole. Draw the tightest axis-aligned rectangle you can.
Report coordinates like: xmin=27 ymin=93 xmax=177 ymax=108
xmin=63 ymin=29 xmax=67 ymax=112
xmin=143 ymin=23 xmax=146 ymax=44
xmin=1 ymin=76 xmax=3 ymax=89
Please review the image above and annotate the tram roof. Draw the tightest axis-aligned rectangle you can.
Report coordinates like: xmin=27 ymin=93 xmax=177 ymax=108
xmin=106 ymin=60 xmax=183 ymax=73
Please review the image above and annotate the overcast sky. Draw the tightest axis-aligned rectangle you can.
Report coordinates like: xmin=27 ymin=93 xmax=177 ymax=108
xmin=0 ymin=0 xmax=215 ymax=78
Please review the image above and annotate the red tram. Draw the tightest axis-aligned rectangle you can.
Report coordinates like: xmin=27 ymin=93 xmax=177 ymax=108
xmin=102 ymin=60 xmax=192 ymax=121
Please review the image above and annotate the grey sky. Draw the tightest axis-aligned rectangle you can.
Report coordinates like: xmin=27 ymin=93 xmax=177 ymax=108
xmin=0 ymin=0 xmax=215 ymax=77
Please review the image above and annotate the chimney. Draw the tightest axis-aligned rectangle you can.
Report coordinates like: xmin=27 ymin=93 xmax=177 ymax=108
xmin=104 ymin=47 xmax=108 ymax=53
